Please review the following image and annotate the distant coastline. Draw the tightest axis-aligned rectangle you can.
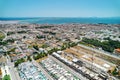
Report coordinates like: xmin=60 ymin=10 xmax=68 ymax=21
xmin=0 ymin=17 xmax=120 ymax=24
xmin=0 ymin=21 xmax=19 ymax=24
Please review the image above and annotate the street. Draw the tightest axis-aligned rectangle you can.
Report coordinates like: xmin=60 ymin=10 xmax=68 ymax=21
xmin=49 ymin=55 xmax=88 ymax=80
xmin=32 ymin=57 xmax=54 ymax=80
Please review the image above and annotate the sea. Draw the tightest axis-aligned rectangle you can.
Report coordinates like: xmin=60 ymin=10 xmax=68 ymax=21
xmin=0 ymin=17 xmax=120 ymax=24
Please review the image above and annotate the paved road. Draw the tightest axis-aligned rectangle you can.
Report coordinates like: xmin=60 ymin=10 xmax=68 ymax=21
xmin=16 ymin=43 xmax=24 ymax=53
xmin=8 ymin=66 xmax=21 ymax=80
xmin=3 ymin=47 xmax=21 ymax=80
xmin=6 ymin=55 xmax=21 ymax=80
xmin=31 ymin=56 xmax=53 ymax=80
xmin=32 ymin=59 xmax=54 ymax=80
xmin=49 ymin=55 xmax=88 ymax=80
xmin=0 ymin=30 xmax=7 ymax=41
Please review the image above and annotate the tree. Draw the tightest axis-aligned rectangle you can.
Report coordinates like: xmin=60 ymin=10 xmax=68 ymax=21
xmin=36 ymin=35 xmax=45 ymax=39
xmin=23 ymin=36 xmax=26 ymax=39
xmin=6 ymin=39 xmax=15 ymax=43
xmin=41 ymin=44 xmax=48 ymax=48
xmin=61 ymin=45 xmax=66 ymax=50
xmin=14 ymin=58 xmax=25 ymax=67
xmin=81 ymin=38 xmax=120 ymax=53
xmin=33 ymin=45 xmax=39 ymax=51
xmin=0 ymin=41 xmax=7 ymax=46
xmin=27 ymin=56 xmax=32 ymax=61
xmin=112 ymin=68 xmax=119 ymax=76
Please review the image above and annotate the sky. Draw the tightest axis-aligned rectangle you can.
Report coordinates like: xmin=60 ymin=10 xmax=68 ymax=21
xmin=0 ymin=0 xmax=120 ymax=17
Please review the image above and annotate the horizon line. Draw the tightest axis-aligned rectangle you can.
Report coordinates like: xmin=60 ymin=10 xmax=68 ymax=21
xmin=0 ymin=16 xmax=120 ymax=18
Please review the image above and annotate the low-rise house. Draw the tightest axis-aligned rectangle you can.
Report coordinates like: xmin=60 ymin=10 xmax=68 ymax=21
xmin=114 ymin=48 xmax=120 ymax=55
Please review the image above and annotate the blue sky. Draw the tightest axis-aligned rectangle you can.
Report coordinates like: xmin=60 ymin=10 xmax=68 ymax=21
xmin=0 ymin=0 xmax=120 ymax=17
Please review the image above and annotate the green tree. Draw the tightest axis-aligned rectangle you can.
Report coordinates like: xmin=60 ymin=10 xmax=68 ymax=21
xmin=27 ymin=56 xmax=32 ymax=61
xmin=14 ymin=58 xmax=25 ymax=67
xmin=33 ymin=45 xmax=39 ymax=51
